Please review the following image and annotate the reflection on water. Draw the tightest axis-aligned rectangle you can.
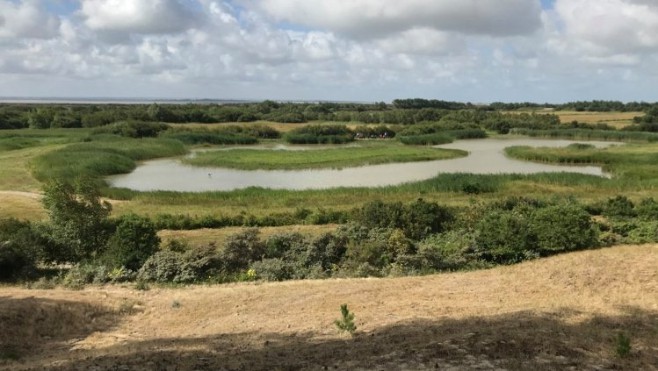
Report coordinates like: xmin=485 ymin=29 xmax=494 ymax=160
xmin=107 ymin=138 xmax=618 ymax=192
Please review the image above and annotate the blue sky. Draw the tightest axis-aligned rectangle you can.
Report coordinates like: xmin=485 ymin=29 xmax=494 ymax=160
xmin=1 ymin=0 xmax=657 ymax=103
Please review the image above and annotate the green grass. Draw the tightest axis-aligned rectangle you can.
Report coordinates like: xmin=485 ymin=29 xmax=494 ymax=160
xmin=31 ymin=135 xmax=187 ymax=182
xmin=182 ymin=142 xmax=466 ymax=170
xmin=505 ymin=143 xmax=658 ymax=183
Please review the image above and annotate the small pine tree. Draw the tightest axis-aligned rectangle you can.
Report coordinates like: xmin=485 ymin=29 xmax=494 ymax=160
xmin=616 ymin=332 xmax=631 ymax=358
xmin=334 ymin=304 xmax=356 ymax=335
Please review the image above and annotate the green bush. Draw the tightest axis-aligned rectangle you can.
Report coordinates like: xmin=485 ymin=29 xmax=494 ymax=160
xmin=92 ymin=120 xmax=169 ymax=138
xmin=220 ymin=228 xmax=265 ymax=273
xmin=531 ymin=204 xmax=599 ymax=255
xmin=251 ymin=258 xmax=293 ymax=281
xmin=284 ymin=125 xmax=354 ymax=144
xmin=0 ymin=219 xmax=40 ymax=281
xmin=474 ymin=208 xmax=537 ymax=264
xmin=137 ymin=244 xmax=223 ymax=283
xmin=355 ymin=199 xmax=454 ymax=240
xmin=398 ymin=133 xmax=453 ymax=145
xmin=603 ymin=195 xmax=637 ymax=219
xmin=102 ymin=214 xmax=161 ymax=270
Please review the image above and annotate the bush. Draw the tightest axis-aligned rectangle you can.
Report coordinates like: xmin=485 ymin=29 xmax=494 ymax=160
xmin=0 ymin=219 xmax=45 ymax=281
xmin=284 ymin=125 xmax=354 ymax=144
xmin=531 ymin=204 xmax=599 ymax=254
xmin=355 ymin=199 xmax=454 ymax=240
xmin=251 ymin=258 xmax=293 ymax=281
xmin=102 ymin=214 xmax=161 ymax=271
xmin=137 ymin=244 xmax=223 ymax=283
xmin=221 ymin=228 xmax=266 ymax=273
xmin=603 ymin=195 xmax=637 ymax=219
xmin=93 ymin=120 xmax=169 ymax=138
xmin=474 ymin=208 xmax=537 ymax=264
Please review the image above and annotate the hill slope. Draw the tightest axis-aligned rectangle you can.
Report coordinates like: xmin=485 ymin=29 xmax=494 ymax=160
xmin=1 ymin=244 xmax=657 ymax=370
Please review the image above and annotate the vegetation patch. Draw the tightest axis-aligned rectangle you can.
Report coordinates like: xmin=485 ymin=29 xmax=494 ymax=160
xmin=183 ymin=142 xmax=465 ymax=170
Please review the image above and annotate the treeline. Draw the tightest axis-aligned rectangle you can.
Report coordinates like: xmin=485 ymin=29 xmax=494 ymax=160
xmin=490 ymin=100 xmax=656 ymax=112
xmin=2 ymin=176 xmax=658 ymax=285
xmin=3 ymin=99 xmax=658 ymax=130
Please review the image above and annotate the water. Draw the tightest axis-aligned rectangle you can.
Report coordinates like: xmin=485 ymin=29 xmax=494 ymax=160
xmin=107 ymin=138 xmax=619 ymax=192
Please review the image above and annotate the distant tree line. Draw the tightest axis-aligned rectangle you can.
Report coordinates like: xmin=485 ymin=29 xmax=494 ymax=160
xmin=2 ymin=99 xmax=657 ymax=130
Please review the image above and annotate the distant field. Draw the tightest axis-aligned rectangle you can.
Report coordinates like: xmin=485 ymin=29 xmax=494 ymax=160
xmin=554 ymin=111 xmax=642 ymax=128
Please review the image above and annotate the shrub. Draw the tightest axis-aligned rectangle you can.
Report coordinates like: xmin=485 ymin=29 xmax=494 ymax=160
xmin=603 ymin=195 xmax=637 ymax=219
xmin=416 ymin=230 xmax=475 ymax=271
xmin=102 ymin=214 xmax=160 ymax=270
xmin=221 ymin=228 xmax=265 ymax=273
xmin=0 ymin=219 xmax=41 ymax=281
xmin=137 ymin=244 xmax=223 ymax=283
xmin=251 ymin=258 xmax=293 ymax=281
xmin=355 ymin=199 xmax=454 ymax=240
xmin=531 ymin=204 xmax=599 ymax=254
xmin=474 ymin=208 xmax=536 ymax=264
xmin=92 ymin=120 xmax=169 ymax=138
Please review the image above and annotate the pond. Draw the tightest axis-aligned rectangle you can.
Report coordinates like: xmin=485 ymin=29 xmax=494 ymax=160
xmin=107 ymin=138 xmax=618 ymax=192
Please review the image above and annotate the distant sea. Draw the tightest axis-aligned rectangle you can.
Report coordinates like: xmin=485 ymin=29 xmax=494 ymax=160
xmin=0 ymin=97 xmax=254 ymax=105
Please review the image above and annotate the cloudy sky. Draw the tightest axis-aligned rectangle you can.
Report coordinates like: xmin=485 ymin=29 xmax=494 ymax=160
xmin=1 ymin=0 xmax=657 ymax=102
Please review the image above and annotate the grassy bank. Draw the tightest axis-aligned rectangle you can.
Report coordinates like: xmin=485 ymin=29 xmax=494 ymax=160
xmin=505 ymin=142 xmax=658 ymax=184
xmin=31 ymin=135 xmax=187 ymax=181
xmin=182 ymin=142 xmax=465 ymax=170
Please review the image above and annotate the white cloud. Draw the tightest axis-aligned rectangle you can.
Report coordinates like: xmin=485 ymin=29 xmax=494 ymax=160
xmin=244 ymin=0 xmax=542 ymax=39
xmin=80 ymin=0 xmax=201 ymax=36
xmin=554 ymin=0 xmax=658 ymax=56
xmin=1 ymin=0 xmax=658 ymax=102
xmin=0 ymin=0 xmax=61 ymax=39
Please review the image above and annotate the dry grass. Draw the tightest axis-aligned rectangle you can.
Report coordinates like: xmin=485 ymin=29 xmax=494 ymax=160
xmin=0 ymin=191 xmax=46 ymax=221
xmin=554 ymin=111 xmax=643 ymax=129
xmin=168 ymin=121 xmax=309 ymax=133
xmin=159 ymin=224 xmax=339 ymax=248
xmin=1 ymin=244 xmax=656 ymax=370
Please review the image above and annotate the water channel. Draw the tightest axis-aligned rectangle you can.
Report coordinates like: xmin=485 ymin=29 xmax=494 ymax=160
xmin=107 ymin=138 xmax=619 ymax=192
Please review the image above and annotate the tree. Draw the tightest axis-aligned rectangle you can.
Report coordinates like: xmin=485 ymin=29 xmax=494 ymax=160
xmin=42 ymin=178 xmax=113 ymax=263
xmin=102 ymin=214 xmax=160 ymax=270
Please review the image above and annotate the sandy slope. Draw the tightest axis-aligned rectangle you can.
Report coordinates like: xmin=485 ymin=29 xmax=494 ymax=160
xmin=1 ymin=244 xmax=657 ymax=370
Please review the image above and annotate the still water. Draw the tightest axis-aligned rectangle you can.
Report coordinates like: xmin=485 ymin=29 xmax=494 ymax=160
xmin=107 ymin=138 xmax=618 ymax=192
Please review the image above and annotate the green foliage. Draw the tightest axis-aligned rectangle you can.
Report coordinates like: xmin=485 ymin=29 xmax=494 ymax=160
xmin=93 ymin=120 xmax=169 ymax=138
xmin=250 ymin=258 xmax=293 ymax=281
xmin=284 ymin=125 xmax=354 ymax=144
xmin=220 ymin=228 xmax=266 ymax=273
xmin=42 ymin=178 xmax=114 ymax=263
xmin=102 ymin=214 xmax=161 ymax=270
xmin=603 ymin=195 xmax=637 ymax=219
xmin=399 ymin=133 xmax=453 ymax=145
xmin=137 ymin=244 xmax=223 ymax=283
xmin=474 ymin=201 xmax=599 ymax=264
xmin=531 ymin=204 xmax=599 ymax=254
xmin=334 ymin=304 xmax=357 ymax=335
xmin=31 ymin=136 xmax=186 ymax=181
xmin=0 ymin=219 xmax=41 ymax=281
xmin=355 ymin=199 xmax=454 ymax=240
xmin=615 ymin=332 xmax=631 ymax=358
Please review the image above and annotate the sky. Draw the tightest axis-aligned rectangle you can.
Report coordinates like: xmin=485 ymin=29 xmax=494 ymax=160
xmin=0 ymin=0 xmax=657 ymax=103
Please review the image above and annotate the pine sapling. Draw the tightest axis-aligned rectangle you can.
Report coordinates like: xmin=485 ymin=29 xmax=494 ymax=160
xmin=334 ymin=304 xmax=356 ymax=335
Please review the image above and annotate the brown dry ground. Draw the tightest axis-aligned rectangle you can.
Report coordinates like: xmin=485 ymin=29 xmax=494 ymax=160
xmin=1 ymin=244 xmax=657 ymax=371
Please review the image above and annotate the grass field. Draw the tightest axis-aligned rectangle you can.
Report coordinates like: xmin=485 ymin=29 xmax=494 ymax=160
xmin=1 ymin=244 xmax=656 ymax=369
xmin=552 ymin=111 xmax=642 ymax=128
xmin=183 ymin=142 xmax=465 ymax=170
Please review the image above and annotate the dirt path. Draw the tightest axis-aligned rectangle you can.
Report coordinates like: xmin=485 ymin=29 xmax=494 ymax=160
xmin=1 ymin=244 xmax=657 ymax=370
